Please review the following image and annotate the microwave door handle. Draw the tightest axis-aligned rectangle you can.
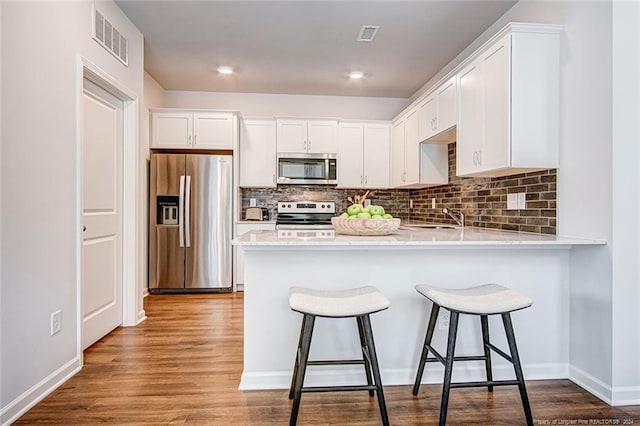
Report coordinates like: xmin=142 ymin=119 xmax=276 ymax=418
xmin=325 ymin=158 xmax=329 ymax=180
xmin=185 ymin=175 xmax=192 ymax=247
xmin=179 ymin=175 xmax=185 ymax=247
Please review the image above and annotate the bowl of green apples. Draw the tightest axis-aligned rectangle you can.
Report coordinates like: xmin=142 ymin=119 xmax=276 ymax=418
xmin=332 ymin=204 xmax=401 ymax=236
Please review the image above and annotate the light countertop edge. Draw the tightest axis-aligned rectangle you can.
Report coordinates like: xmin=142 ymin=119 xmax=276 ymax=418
xmin=232 ymin=228 xmax=607 ymax=248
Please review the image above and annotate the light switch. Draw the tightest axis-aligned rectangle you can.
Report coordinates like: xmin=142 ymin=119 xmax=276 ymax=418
xmin=517 ymin=193 xmax=526 ymax=209
xmin=507 ymin=193 xmax=517 ymax=210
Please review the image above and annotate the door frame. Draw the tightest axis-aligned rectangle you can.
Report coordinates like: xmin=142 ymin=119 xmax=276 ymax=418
xmin=76 ymin=57 xmax=143 ymax=361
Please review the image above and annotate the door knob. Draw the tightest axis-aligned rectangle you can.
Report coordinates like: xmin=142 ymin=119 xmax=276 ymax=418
xmin=83 ymin=225 xmax=87 ymax=232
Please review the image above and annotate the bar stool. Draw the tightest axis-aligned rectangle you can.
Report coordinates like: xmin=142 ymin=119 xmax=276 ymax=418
xmin=412 ymin=284 xmax=534 ymax=426
xmin=288 ymin=286 xmax=390 ymax=426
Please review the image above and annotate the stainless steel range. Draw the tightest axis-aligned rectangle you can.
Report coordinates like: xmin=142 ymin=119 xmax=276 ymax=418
xmin=276 ymin=201 xmax=336 ymax=230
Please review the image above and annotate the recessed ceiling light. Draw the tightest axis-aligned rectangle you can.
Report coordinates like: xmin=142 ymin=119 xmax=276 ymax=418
xmin=349 ymin=71 xmax=364 ymax=79
xmin=217 ymin=66 xmax=234 ymax=75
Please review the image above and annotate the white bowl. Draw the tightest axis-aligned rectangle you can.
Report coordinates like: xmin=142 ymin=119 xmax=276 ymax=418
xmin=332 ymin=217 xmax=401 ymax=236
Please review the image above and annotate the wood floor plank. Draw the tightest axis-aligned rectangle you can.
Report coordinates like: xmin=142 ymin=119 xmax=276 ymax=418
xmin=15 ymin=293 xmax=640 ymax=425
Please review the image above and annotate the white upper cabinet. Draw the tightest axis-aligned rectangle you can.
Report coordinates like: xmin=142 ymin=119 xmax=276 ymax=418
xmin=456 ymin=24 xmax=561 ymax=177
xmin=418 ymin=77 xmax=457 ymax=143
xmin=337 ymin=122 xmax=390 ymax=189
xmin=276 ymin=119 xmax=338 ymax=154
xmin=391 ymin=119 xmax=405 ymax=188
xmin=240 ymin=119 xmax=277 ymax=188
xmin=403 ymin=109 xmax=420 ymax=184
xmin=151 ymin=109 xmax=236 ymax=149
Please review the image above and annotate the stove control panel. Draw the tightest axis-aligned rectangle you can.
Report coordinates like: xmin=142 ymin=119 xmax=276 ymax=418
xmin=277 ymin=201 xmax=335 ymax=214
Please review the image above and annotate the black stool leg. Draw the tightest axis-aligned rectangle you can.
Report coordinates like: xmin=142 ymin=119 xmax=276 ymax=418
xmin=502 ymin=313 xmax=533 ymax=426
xmin=413 ymin=303 xmax=440 ymax=395
xmin=439 ymin=311 xmax=459 ymax=426
xmin=357 ymin=316 xmax=375 ymax=397
xmin=289 ymin=314 xmax=308 ymax=400
xmin=290 ymin=314 xmax=315 ymax=426
xmin=361 ymin=314 xmax=390 ymax=426
xmin=480 ymin=315 xmax=494 ymax=392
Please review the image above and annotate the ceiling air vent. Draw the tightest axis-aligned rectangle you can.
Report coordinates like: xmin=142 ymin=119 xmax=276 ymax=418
xmin=357 ymin=25 xmax=380 ymax=42
xmin=93 ymin=7 xmax=128 ymax=66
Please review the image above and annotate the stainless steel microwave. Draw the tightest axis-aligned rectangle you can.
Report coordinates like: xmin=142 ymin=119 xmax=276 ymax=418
xmin=276 ymin=153 xmax=337 ymax=185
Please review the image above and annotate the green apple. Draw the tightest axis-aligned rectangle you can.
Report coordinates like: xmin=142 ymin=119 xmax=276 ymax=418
xmin=347 ymin=204 xmax=363 ymax=216
xmin=339 ymin=212 xmax=349 ymax=218
xmin=371 ymin=214 xmax=383 ymax=219
xmin=362 ymin=205 xmax=371 ymax=214
xmin=383 ymin=214 xmax=394 ymax=220
xmin=357 ymin=212 xmax=372 ymax=219
xmin=369 ymin=205 xmax=385 ymax=216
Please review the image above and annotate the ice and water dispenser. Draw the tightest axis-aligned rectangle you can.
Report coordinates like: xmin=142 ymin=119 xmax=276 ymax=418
xmin=156 ymin=195 xmax=179 ymax=225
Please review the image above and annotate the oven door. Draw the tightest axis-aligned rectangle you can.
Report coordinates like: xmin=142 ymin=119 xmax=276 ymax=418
xmin=277 ymin=154 xmax=337 ymax=185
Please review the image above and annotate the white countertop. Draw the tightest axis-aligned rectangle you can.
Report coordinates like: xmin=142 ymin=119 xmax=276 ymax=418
xmin=232 ymin=226 xmax=606 ymax=248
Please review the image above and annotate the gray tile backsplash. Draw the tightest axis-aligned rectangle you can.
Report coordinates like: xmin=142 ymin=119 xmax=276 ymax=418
xmin=241 ymin=142 xmax=557 ymax=235
xmin=240 ymin=186 xmax=409 ymax=221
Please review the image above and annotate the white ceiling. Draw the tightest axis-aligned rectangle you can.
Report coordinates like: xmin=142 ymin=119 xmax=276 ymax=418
xmin=116 ymin=1 xmax=517 ymax=98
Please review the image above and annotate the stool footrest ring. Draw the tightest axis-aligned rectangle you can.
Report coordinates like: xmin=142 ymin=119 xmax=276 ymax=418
xmin=450 ymin=379 xmax=520 ymax=389
xmin=302 ymin=384 xmax=377 ymax=393
xmin=307 ymin=359 xmax=365 ymax=366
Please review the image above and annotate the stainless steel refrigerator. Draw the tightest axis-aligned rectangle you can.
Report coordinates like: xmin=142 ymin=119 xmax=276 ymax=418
xmin=149 ymin=153 xmax=232 ymax=292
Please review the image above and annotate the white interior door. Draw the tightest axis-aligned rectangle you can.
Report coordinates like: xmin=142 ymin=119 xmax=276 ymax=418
xmin=82 ymin=78 xmax=123 ymax=350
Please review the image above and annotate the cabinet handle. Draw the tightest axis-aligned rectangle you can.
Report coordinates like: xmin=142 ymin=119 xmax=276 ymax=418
xmin=477 ymin=149 xmax=482 ymax=166
xmin=473 ymin=151 xmax=478 ymax=166
xmin=361 ymin=176 xmax=363 ymax=184
xmin=303 ymin=141 xmax=307 ymax=150
xmin=193 ymin=135 xmax=197 ymax=145
xmin=433 ymin=117 xmax=437 ymax=130
xmin=364 ymin=176 xmax=368 ymax=184
xmin=188 ymin=135 xmax=192 ymax=145
xmin=308 ymin=140 xmax=311 ymax=151
xmin=273 ymin=173 xmax=276 ymax=184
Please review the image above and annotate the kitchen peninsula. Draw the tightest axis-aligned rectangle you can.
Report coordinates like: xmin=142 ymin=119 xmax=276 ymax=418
xmin=233 ymin=227 xmax=604 ymax=391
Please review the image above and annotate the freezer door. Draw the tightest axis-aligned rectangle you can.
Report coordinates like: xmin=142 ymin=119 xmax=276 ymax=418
xmin=185 ymin=155 xmax=233 ymax=289
xmin=149 ymin=153 xmax=186 ymax=289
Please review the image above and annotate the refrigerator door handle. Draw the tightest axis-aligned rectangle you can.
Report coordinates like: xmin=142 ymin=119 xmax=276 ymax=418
xmin=185 ymin=175 xmax=192 ymax=247
xmin=179 ymin=175 xmax=185 ymax=247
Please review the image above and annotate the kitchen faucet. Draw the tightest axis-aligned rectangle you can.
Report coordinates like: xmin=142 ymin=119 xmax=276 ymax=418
xmin=443 ymin=208 xmax=464 ymax=228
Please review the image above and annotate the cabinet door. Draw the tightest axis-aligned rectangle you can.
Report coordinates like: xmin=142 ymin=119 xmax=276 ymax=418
xmin=193 ymin=113 xmax=234 ymax=149
xmin=240 ymin=119 xmax=276 ymax=188
xmin=403 ymin=109 xmax=420 ymax=184
xmin=436 ymin=77 xmax=456 ymax=132
xmin=276 ymin=119 xmax=307 ymax=153
xmin=307 ymin=120 xmax=338 ymax=153
xmin=391 ymin=120 xmax=405 ymax=187
xmin=480 ymin=35 xmax=510 ymax=172
xmin=418 ymin=96 xmax=437 ymax=141
xmin=151 ymin=112 xmax=192 ymax=148
xmin=337 ymin=123 xmax=364 ymax=188
xmin=363 ymin=123 xmax=390 ymax=189
xmin=456 ymin=59 xmax=483 ymax=176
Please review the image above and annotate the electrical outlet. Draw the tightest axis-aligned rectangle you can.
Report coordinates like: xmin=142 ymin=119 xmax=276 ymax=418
xmin=438 ymin=311 xmax=450 ymax=330
xmin=409 ymin=199 xmax=414 ymax=209
xmin=507 ymin=193 xmax=518 ymax=210
xmin=432 ymin=198 xmax=436 ymax=209
xmin=249 ymin=198 xmax=257 ymax=207
xmin=517 ymin=192 xmax=526 ymax=210
xmin=51 ymin=310 xmax=61 ymax=336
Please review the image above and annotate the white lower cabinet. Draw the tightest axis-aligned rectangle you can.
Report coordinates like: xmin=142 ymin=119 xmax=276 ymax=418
xmin=337 ymin=122 xmax=390 ymax=189
xmin=240 ymin=119 xmax=277 ymax=187
xmin=234 ymin=223 xmax=275 ymax=289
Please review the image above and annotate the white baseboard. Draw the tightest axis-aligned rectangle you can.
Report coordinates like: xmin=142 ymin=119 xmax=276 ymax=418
xmin=1 ymin=356 xmax=82 ymax=426
xmin=236 ymin=284 xmax=244 ymax=292
xmin=239 ymin=362 xmax=568 ymax=391
xmin=570 ymin=365 xmax=640 ymax=406
xmin=142 ymin=288 xmax=149 ymax=298
xmin=136 ymin=309 xmax=147 ymax=325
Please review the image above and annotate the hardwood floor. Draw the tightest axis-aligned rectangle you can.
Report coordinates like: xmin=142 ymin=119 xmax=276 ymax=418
xmin=17 ymin=294 xmax=640 ymax=425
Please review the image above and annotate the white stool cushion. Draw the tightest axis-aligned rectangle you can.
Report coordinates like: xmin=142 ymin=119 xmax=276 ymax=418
xmin=415 ymin=284 xmax=533 ymax=314
xmin=289 ymin=286 xmax=390 ymax=317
